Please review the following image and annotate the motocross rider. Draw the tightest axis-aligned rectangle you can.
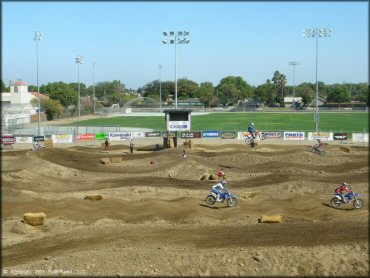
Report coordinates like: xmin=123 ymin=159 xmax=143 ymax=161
xmin=314 ymin=139 xmax=324 ymax=152
xmin=335 ymin=182 xmax=352 ymax=203
xmin=212 ymin=180 xmax=227 ymax=201
xmin=248 ymin=122 xmax=257 ymax=139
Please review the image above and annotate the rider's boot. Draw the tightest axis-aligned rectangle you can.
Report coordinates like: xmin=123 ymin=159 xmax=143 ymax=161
xmin=216 ymin=194 xmax=221 ymax=202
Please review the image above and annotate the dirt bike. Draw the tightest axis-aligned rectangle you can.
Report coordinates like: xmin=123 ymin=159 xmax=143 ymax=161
xmin=205 ymin=187 xmax=238 ymax=207
xmin=244 ymin=130 xmax=266 ymax=145
xmin=306 ymin=145 xmax=325 ymax=156
xmin=331 ymin=191 xmax=364 ymax=209
xmin=32 ymin=144 xmax=45 ymax=151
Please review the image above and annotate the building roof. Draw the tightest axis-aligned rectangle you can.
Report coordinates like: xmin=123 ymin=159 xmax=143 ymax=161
xmin=11 ymin=81 xmax=28 ymax=86
xmin=29 ymin=92 xmax=49 ymax=99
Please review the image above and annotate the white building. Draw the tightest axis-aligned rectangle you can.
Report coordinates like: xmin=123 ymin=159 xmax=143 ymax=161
xmin=1 ymin=80 xmax=44 ymax=129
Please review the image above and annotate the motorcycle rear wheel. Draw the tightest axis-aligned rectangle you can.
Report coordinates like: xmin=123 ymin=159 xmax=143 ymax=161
xmin=205 ymin=195 xmax=216 ymax=205
xmin=245 ymin=138 xmax=251 ymax=145
xmin=227 ymin=197 xmax=237 ymax=207
xmin=331 ymin=198 xmax=342 ymax=208
xmin=353 ymin=199 xmax=364 ymax=209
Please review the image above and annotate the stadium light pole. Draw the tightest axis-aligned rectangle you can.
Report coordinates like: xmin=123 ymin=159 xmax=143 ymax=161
xmin=162 ymin=31 xmax=190 ymax=109
xmin=93 ymin=61 xmax=96 ymax=114
xmin=158 ymin=64 xmax=163 ymax=112
xmin=303 ymin=28 xmax=331 ymax=132
xmin=289 ymin=61 xmax=300 ymax=111
xmin=75 ymin=55 xmax=84 ymax=132
xmin=34 ymin=31 xmax=43 ymax=136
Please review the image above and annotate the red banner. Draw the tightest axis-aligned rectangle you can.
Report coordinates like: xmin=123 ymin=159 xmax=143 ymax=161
xmin=1 ymin=135 xmax=15 ymax=145
xmin=76 ymin=134 xmax=95 ymax=141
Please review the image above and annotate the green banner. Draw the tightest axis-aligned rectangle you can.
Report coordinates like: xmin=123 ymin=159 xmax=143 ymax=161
xmin=96 ymin=132 xmax=106 ymax=140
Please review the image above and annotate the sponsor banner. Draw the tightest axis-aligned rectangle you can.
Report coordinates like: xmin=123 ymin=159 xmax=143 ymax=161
xmin=133 ymin=131 xmax=145 ymax=138
xmin=15 ymin=136 xmax=33 ymax=144
xmin=264 ymin=131 xmax=282 ymax=138
xmin=221 ymin=132 xmax=236 ymax=139
xmin=181 ymin=132 xmax=201 ymax=139
xmin=169 ymin=121 xmax=190 ymax=131
xmin=284 ymin=131 xmax=305 ymax=140
xmin=308 ymin=132 xmax=333 ymax=141
xmin=352 ymin=133 xmax=369 ymax=143
xmin=1 ymin=135 xmax=15 ymax=145
xmin=145 ymin=132 xmax=162 ymax=137
xmin=51 ymin=134 xmax=73 ymax=143
xmin=109 ymin=132 xmax=133 ymax=141
xmin=162 ymin=131 xmax=177 ymax=138
xmin=333 ymin=133 xmax=348 ymax=140
xmin=33 ymin=136 xmax=45 ymax=142
xmin=96 ymin=133 xmax=106 ymax=140
xmin=202 ymin=130 xmax=220 ymax=138
xmin=237 ymin=132 xmax=246 ymax=140
xmin=77 ymin=134 xmax=95 ymax=141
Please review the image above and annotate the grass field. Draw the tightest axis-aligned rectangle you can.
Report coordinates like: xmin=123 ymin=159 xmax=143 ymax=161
xmin=73 ymin=112 xmax=368 ymax=132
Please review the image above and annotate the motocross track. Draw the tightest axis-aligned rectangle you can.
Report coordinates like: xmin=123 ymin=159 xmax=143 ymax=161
xmin=1 ymin=143 xmax=369 ymax=276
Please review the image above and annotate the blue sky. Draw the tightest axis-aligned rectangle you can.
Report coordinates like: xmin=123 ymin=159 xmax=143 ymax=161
xmin=2 ymin=1 xmax=368 ymax=90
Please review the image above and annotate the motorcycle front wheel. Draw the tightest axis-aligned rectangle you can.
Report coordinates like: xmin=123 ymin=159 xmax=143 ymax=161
xmin=205 ymin=195 xmax=216 ymax=205
xmin=259 ymin=133 xmax=266 ymax=140
xmin=353 ymin=199 xmax=364 ymax=209
xmin=227 ymin=197 xmax=238 ymax=207
xmin=331 ymin=198 xmax=342 ymax=208
xmin=319 ymin=149 xmax=326 ymax=156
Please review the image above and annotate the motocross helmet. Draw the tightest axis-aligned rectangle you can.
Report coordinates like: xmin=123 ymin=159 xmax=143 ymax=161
xmin=250 ymin=122 xmax=255 ymax=126
xmin=221 ymin=180 xmax=227 ymax=185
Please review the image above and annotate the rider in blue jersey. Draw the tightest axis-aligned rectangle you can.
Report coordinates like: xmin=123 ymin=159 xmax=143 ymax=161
xmin=248 ymin=122 xmax=257 ymax=139
xmin=212 ymin=180 xmax=227 ymax=201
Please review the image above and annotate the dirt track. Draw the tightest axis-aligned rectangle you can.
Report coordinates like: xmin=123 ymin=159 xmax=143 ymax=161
xmin=1 ymin=143 xmax=369 ymax=276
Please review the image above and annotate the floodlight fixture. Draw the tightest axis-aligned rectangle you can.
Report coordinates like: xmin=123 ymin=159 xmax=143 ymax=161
xmin=162 ymin=30 xmax=190 ymax=109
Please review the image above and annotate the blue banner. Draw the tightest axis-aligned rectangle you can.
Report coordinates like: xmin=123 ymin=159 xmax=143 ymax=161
xmin=202 ymin=130 xmax=220 ymax=138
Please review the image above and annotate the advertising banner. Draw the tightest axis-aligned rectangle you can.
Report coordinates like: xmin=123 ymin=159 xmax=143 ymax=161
xmin=333 ymin=133 xmax=348 ymax=140
xmin=145 ymin=132 xmax=162 ymax=137
xmin=33 ymin=136 xmax=45 ymax=142
xmin=1 ymin=135 xmax=15 ymax=145
xmin=162 ymin=131 xmax=176 ymax=138
xmin=168 ymin=121 xmax=190 ymax=131
xmin=15 ymin=136 xmax=33 ymax=144
xmin=308 ymin=132 xmax=333 ymax=141
xmin=51 ymin=134 xmax=73 ymax=143
xmin=181 ymin=132 xmax=201 ymax=139
xmin=237 ymin=132 xmax=246 ymax=140
xmin=76 ymin=134 xmax=95 ymax=141
xmin=133 ymin=131 xmax=145 ymax=138
xmin=221 ymin=132 xmax=236 ymax=139
xmin=352 ymin=133 xmax=369 ymax=142
xmin=284 ymin=131 xmax=305 ymax=140
xmin=202 ymin=130 xmax=220 ymax=138
xmin=109 ymin=132 xmax=133 ymax=141
xmin=96 ymin=133 xmax=106 ymax=140
xmin=264 ymin=131 xmax=282 ymax=138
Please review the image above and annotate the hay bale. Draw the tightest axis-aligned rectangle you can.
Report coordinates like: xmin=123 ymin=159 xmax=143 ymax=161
xmin=200 ymin=173 xmax=210 ymax=180
xmin=100 ymin=158 xmax=111 ymax=164
xmin=84 ymin=194 xmax=103 ymax=201
xmin=44 ymin=140 xmax=53 ymax=148
xmin=110 ymin=156 xmax=122 ymax=163
xmin=242 ymin=192 xmax=263 ymax=199
xmin=339 ymin=146 xmax=351 ymax=153
xmin=258 ymin=214 xmax=285 ymax=223
xmin=23 ymin=212 xmax=46 ymax=226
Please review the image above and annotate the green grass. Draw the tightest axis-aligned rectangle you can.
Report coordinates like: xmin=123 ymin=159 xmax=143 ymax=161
xmin=73 ymin=112 xmax=368 ymax=132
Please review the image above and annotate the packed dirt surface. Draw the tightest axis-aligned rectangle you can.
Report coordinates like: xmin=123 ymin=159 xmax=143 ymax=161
xmin=2 ymin=143 xmax=369 ymax=276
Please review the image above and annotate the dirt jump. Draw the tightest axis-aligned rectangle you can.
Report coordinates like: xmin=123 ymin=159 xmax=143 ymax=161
xmin=2 ymin=143 xmax=368 ymax=276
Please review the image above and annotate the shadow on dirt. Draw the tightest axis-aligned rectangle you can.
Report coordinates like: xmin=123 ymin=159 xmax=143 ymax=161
xmin=322 ymin=203 xmax=359 ymax=211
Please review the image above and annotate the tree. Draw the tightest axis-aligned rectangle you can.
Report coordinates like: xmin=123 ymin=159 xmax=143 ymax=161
xmin=216 ymin=76 xmax=253 ymax=106
xmin=326 ymin=86 xmax=351 ymax=106
xmin=271 ymin=71 xmax=287 ymax=107
xmin=40 ymin=98 xmax=64 ymax=120
xmin=40 ymin=82 xmax=78 ymax=107
xmin=1 ymin=80 xmax=9 ymax=92
xmin=177 ymin=78 xmax=199 ymax=99
xmin=296 ymin=84 xmax=315 ymax=107
xmin=193 ymin=82 xmax=216 ymax=107
xmin=254 ymin=82 xmax=275 ymax=106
